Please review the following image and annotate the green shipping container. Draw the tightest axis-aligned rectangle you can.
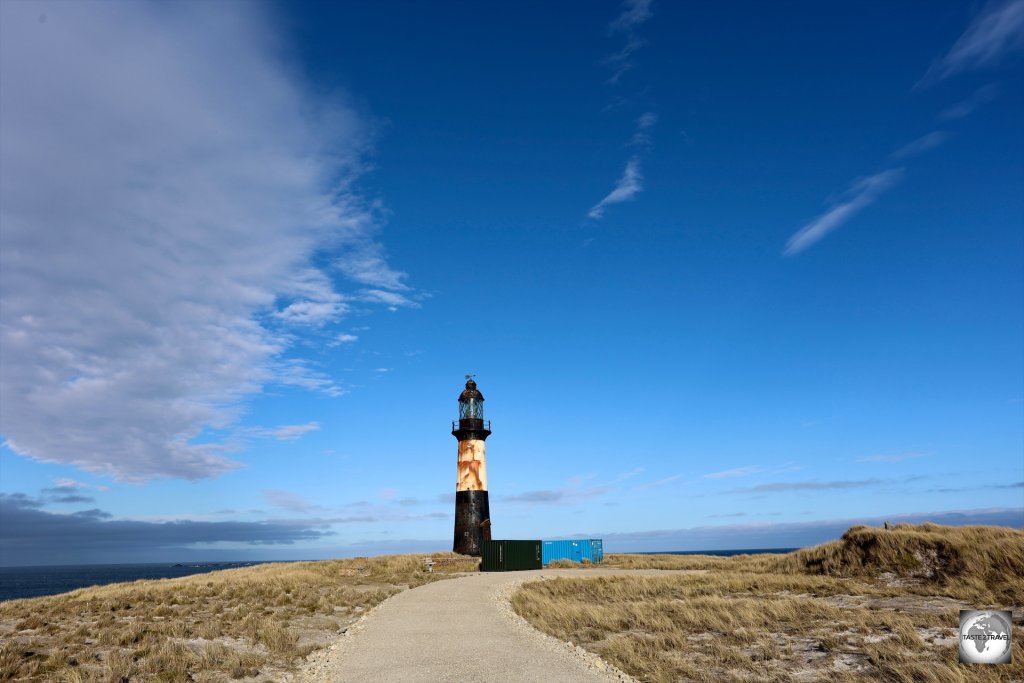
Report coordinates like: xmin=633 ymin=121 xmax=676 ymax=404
xmin=480 ymin=540 xmax=542 ymax=572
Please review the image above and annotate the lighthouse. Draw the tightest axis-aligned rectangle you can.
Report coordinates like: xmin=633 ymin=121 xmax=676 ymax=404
xmin=451 ymin=376 xmax=492 ymax=556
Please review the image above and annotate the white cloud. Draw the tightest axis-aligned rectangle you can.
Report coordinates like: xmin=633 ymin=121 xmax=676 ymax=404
xmin=856 ymin=452 xmax=927 ymax=463
xmin=609 ymin=0 xmax=654 ymax=34
xmin=615 ymin=467 xmax=646 ymax=481
xmin=939 ymin=83 xmax=999 ymax=119
xmin=636 ymin=111 xmax=658 ymax=129
xmin=589 ymin=113 xmax=656 ymax=220
xmin=356 ymin=289 xmax=419 ymax=308
xmin=273 ymin=268 xmax=349 ymax=326
xmin=335 ymin=243 xmax=409 ymax=292
xmin=630 ymin=111 xmax=658 ymax=146
xmin=0 ymin=1 xmax=399 ymax=480
xmin=636 ymin=474 xmax=683 ymax=490
xmin=253 ymin=422 xmax=321 ymax=441
xmin=889 ymin=131 xmax=949 ymax=161
xmin=588 ymin=156 xmax=644 ymax=219
xmin=917 ymin=0 xmax=1024 ymax=88
xmin=54 ymin=479 xmax=85 ymax=489
xmin=704 ymin=466 xmax=765 ymax=479
xmin=274 ymin=360 xmax=345 ymax=398
xmin=53 ymin=478 xmax=108 ymax=492
xmin=604 ymin=0 xmax=654 ymax=84
xmin=783 ymin=169 xmax=904 ymax=256
xmin=275 ymin=300 xmax=349 ymax=326
xmin=603 ymin=36 xmax=646 ymax=84
xmin=263 ymin=489 xmax=318 ymax=513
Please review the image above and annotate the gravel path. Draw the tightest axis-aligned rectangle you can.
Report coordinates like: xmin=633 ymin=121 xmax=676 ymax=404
xmin=295 ymin=568 xmax=676 ymax=683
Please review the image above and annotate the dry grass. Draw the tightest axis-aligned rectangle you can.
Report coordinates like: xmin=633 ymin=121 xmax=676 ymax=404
xmin=603 ymin=552 xmax=777 ymax=572
xmin=0 ymin=552 xmax=477 ymax=682
xmin=772 ymin=523 xmax=1024 ymax=605
xmin=515 ymin=524 xmax=1024 ymax=682
xmin=546 ymin=559 xmax=584 ymax=569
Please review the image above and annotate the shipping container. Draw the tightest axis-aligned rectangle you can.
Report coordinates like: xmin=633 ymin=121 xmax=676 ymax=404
xmin=542 ymin=539 xmax=604 ymax=566
xmin=480 ymin=540 xmax=542 ymax=572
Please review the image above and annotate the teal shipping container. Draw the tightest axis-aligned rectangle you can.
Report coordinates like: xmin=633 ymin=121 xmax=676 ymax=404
xmin=542 ymin=539 xmax=604 ymax=565
xmin=480 ymin=540 xmax=542 ymax=572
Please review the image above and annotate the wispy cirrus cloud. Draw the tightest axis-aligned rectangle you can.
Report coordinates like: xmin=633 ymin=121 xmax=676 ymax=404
xmin=726 ymin=478 xmax=884 ymax=494
xmin=889 ymin=131 xmax=949 ymax=161
xmin=0 ymin=1 xmax=411 ymax=481
xmin=615 ymin=467 xmax=646 ymax=481
xmin=940 ymin=83 xmax=999 ymax=119
xmin=856 ymin=452 xmax=927 ymax=463
xmin=263 ymin=489 xmax=322 ymax=513
xmin=502 ymin=485 xmax=613 ymax=505
xmin=636 ymin=473 xmax=683 ymax=490
xmin=704 ymin=466 xmax=766 ymax=480
xmin=609 ymin=0 xmax=654 ymax=33
xmin=588 ymin=156 xmax=644 ymax=220
xmin=248 ymin=422 xmax=321 ymax=441
xmin=786 ymin=3 xmax=1020 ymax=258
xmin=927 ymin=481 xmax=1023 ymax=494
xmin=588 ymin=112 xmax=657 ymax=220
xmin=53 ymin=478 xmax=110 ymax=493
xmin=604 ymin=0 xmax=654 ymax=84
xmin=589 ymin=0 xmax=657 ymax=222
xmin=328 ymin=333 xmax=359 ymax=347
xmin=356 ymin=289 xmax=420 ymax=310
xmin=783 ymin=169 xmax=904 ymax=256
xmin=704 ymin=462 xmax=802 ymax=480
xmin=273 ymin=360 xmax=345 ymax=398
xmin=917 ymin=0 xmax=1024 ymax=88
xmin=335 ymin=242 xmax=410 ymax=292
xmin=629 ymin=111 xmax=658 ymax=147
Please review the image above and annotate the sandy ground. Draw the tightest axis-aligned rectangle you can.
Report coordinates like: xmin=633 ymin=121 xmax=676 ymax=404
xmin=292 ymin=568 xmax=683 ymax=683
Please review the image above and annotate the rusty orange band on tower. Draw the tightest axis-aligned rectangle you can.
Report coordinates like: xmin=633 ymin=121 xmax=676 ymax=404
xmin=456 ymin=439 xmax=488 ymax=491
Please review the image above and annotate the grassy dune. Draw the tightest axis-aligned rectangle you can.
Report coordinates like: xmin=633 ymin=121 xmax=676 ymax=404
xmin=3 ymin=524 xmax=1020 ymax=682
xmin=514 ymin=524 xmax=1024 ymax=682
xmin=0 ymin=552 xmax=476 ymax=682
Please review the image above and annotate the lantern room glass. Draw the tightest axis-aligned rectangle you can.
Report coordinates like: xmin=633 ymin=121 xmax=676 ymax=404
xmin=459 ymin=397 xmax=483 ymax=420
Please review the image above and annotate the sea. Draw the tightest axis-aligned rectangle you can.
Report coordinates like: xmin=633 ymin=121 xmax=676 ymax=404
xmin=645 ymin=548 xmax=799 ymax=557
xmin=0 ymin=548 xmax=800 ymax=602
xmin=0 ymin=562 xmax=271 ymax=602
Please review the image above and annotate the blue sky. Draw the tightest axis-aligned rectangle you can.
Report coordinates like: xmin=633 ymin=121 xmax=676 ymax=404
xmin=1 ymin=0 xmax=1022 ymax=565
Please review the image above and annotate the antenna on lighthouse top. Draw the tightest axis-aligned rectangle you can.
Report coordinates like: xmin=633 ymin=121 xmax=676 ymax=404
xmin=465 ymin=373 xmax=476 ymax=381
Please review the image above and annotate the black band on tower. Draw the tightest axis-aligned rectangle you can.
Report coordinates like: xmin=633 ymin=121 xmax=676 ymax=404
xmin=452 ymin=417 xmax=491 ymax=442
xmin=453 ymin=490 xmax=491 ymax=556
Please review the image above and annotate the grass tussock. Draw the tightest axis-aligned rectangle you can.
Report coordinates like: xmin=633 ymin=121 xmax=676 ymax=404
xmin=771 ymin=523 xmax=1024 ymax=605
xmin=546 ymin=559 xmax=581 ymax=569
xmin=0 ymin=552 xmax=477 ymax=682
xmin=515 ymin=524 xmax=1024 ymax=682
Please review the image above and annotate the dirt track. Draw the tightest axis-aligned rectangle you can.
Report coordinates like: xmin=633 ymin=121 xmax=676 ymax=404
xmin=294 ymin=569 xmax=665 ymax=683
